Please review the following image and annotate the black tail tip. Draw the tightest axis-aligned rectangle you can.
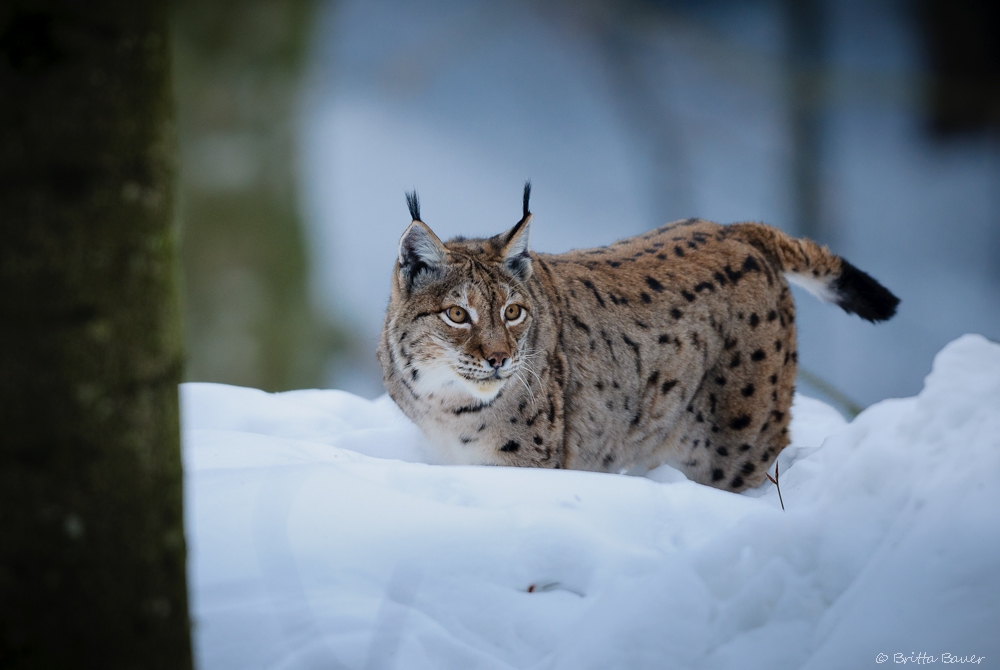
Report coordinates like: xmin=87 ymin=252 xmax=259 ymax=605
xmin=833 ymin=260 xmax=900 ymax=322
xmin=405 ymin=190 xmax=421 ymax=221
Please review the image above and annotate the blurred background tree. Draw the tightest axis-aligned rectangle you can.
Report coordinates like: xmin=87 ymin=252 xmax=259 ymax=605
xmin=172 ymin=0 xmax=344 ymax=392
xmin=0 ymin=1 xmax=192 ymax=667
xmin=919 ymin=0 xmax=1000 ymax=138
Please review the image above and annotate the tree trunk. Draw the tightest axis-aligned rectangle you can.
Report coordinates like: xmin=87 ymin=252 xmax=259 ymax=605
xmin=0 ymin=1 xmax=193 ymax=668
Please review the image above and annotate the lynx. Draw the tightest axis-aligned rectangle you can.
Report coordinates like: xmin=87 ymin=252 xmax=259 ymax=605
xmin=377 ymin=184 xmax=898 ymax=492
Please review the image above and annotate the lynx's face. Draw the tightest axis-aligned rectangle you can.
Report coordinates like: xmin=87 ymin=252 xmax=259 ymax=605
xmin=404 ymin=272 xmax=534 ymax=402
xmin=381 ymin=195 xmax=536 ymax=404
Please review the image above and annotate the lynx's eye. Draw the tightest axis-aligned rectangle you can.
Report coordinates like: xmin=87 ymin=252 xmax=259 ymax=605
xmin=504 ymin=304 xmax=526 ymax=325
xmin=443 ymin=306 xmax=469 ymax=325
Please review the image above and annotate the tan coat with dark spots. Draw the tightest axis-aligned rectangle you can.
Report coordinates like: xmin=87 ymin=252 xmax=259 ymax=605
xmin=378 ymin=187 xmax=898 ymax=491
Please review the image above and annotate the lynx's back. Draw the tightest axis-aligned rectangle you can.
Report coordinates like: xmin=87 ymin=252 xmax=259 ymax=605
xmin=378 ymin=185 xmax=898 ymax=491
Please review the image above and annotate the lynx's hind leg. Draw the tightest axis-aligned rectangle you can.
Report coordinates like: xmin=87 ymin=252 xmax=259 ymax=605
xmin=672 ymin=286 xmax=797 ymax=492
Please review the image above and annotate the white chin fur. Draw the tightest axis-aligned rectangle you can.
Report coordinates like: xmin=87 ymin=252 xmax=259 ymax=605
xmin=412 ymin=363 xmax=505 ymax=402
xmin=461 ymin=376 xmax=506 ymax=402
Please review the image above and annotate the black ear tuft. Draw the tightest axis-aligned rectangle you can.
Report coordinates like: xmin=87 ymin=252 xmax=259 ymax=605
xmin=522 ymin=180 xmax=531 ymax=220
xmin=833 ymin=260 xmax=900 ymax=322
xmin=406 ymin=190 xmax=421 ymax=221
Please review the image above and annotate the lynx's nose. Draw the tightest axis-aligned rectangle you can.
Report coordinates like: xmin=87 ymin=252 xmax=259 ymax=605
xmin=486 ymin=352 xmax=509 ymax=369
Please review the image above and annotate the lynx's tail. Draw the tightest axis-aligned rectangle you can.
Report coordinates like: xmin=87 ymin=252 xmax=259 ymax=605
xmin=728 ymin=222 xmax=899 ymax=322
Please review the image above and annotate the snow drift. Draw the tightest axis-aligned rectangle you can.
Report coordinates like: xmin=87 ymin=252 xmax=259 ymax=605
xmin=182 ymin=334 xmax=1000 ymax=669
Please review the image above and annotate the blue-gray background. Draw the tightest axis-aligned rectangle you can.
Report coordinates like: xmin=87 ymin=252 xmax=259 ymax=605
xmin=176 ymin=0 xmax=1000 ymax=413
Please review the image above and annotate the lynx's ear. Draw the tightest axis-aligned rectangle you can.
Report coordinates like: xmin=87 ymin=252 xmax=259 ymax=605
xmin=398 ymin=220 xmax=447 ymax=289
xmin=398 ymin=192 xmax=447 ymax=289
xmin=499 ymin=181 xmax=533 ymax=281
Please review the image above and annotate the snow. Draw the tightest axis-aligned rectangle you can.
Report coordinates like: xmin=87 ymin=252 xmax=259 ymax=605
xmin=183 ymin=335 xmax=1000 ymax=669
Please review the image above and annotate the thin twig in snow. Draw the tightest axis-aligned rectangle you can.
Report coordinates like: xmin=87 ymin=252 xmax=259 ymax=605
xmin=766 ymin=459 xmax=785 ymax=511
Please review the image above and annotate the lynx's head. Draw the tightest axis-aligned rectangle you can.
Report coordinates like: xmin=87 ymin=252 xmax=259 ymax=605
xmin=380 ymin=183 xmax=536 ymax=404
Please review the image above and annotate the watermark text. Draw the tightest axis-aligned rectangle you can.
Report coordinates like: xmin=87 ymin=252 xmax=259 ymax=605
xmin=875 ymin=652 xmax=985 ymax=665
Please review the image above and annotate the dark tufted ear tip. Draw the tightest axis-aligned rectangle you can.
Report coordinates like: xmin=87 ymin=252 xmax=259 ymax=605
xmin=522 ymin=180 xmax=531 ymax=220
xmin=405 ymin=190 xmax=421 ymax=222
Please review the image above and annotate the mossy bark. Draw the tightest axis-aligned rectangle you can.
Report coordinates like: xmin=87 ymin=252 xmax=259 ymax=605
xmin=0 ymin=2 xmax=192 ymax=668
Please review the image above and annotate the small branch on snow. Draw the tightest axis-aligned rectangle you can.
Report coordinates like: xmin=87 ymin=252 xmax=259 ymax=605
xmin=766 ymin=459 xmax=785 ymax=511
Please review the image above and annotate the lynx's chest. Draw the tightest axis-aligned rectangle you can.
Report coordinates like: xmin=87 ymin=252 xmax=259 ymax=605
xmin=403 ymin=388 xmax=526 ymax=466
xmin=418 ymin=417 xmax=493 ymax=465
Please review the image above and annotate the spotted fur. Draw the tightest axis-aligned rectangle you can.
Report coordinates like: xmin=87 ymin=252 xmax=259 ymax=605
xmin=377 ymin=187 xmax=898 ymax=491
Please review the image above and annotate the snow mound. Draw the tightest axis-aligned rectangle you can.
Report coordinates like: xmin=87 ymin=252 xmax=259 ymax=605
xmin=183 ymin=335 xmax=1000 ymax=670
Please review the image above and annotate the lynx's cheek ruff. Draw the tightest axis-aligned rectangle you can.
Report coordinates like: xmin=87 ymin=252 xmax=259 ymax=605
xmin=378 ymin=182 xmax=899 ymax=492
